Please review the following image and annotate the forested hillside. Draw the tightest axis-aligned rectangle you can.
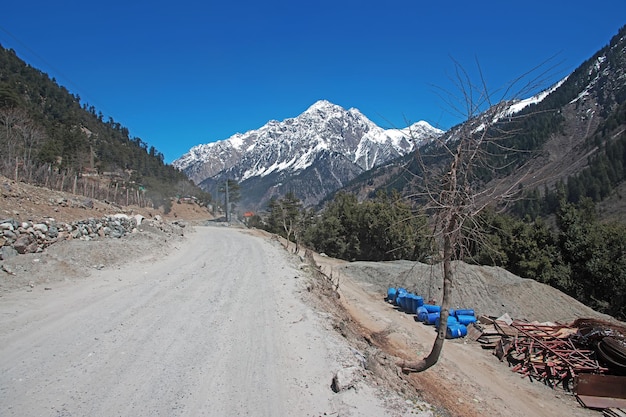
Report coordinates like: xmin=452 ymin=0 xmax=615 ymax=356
xmin=508 ymin=26 xmax=626 ymax=219
xmin=0 ymin=45 xmax=210 ymax=212
xmin=342 ymin=25 xmax=626 ymax=222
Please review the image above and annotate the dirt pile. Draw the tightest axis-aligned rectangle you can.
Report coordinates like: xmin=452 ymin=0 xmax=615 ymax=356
xmin=322 ymin=259 xmax=615 ymax=326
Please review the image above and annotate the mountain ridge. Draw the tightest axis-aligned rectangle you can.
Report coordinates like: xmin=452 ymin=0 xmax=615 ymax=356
xmin=341 ymin=25 xmax=626 ymax=218
xmin=173 ymin=99 xmax=444 ymax=209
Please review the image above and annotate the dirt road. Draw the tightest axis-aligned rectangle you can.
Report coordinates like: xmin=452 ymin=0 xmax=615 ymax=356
xmin=0 ymin=226 xmax=424 ymax=417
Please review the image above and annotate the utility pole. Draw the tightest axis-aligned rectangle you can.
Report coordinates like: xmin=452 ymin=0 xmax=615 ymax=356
xmin=225 ymin=179 xmax=230 ymax=223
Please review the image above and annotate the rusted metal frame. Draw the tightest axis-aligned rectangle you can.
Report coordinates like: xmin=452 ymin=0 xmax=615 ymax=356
xmin=524 ymin=346 xmax=596 ymax=371
xmin=512 ymin=323 xmax=603 ymax=374
xmin=511 ymin=321 xmax=568 ymax=338
xmin=528 ymin=352 xmax=571 ymax=387
xmin=534 ymin=352 xmax=602 ymax=373
xmin=509 ymin=344 xmax=602 ymax=389
xmin=555 ymin=350 xmax=602 ymax=368
xmin=506 ymin=323 xmax=607 ymax=390
xmin=512 ymin=321 xmax=568 ymax=330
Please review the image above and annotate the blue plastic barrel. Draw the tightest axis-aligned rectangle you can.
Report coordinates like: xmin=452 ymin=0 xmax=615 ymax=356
xmin=456 ymin=315 xmax=477 ymax=325
xmin=449 ymin=308 xmax=456 ymax=317
xmin=396 ymin=294 xmax=407 ymax=310
xmin=423 ymin=304 xmax=441 ymax=313
xmin=404 ymin=293 xmax=413 ymax=313
xmin=387 ymin=287 xmax=397 ymax=303
xmin=425 ymin=312 xmax=440 ymax=325
xmin=410 ymin=294 xmax=422 ymax=313
xmin=416 ymin=306 xmax=429 ymax=322
xmin=395 ymin=288 xmax=407 ymax=306
xmin=414 ymin=295 xmax=424 ymax=308
xmin=446 ymin=324 xmax=468 ymax=339
xmin=435 ymin=315 xmax=459 ymax=329
xmin=394 ymin=293 xmax=404 ymax=307
xmin=401 ymin=295 xmax=411 ymax=311
xmin=454 ymin=309 xmax=475 ymax=317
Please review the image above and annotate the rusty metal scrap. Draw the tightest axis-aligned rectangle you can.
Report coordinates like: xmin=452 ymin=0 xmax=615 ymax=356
xmin=575 ymin=374 xmax=626 ymax=410
xmin=471 ymin=316 xmax=625 ymax=408
xmin=495 ymin=320 xmax=609 ymax=390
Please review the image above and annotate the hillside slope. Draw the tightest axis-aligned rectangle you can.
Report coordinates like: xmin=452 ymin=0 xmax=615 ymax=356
xmin=342 ymin=25 xmax=626 ymax=219
xmin=0 ymin=45 xmax=208 ymax=210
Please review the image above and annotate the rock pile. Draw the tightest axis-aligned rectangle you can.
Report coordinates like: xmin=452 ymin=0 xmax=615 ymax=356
xmin=0 ymin=214 xmax=183 ymax=259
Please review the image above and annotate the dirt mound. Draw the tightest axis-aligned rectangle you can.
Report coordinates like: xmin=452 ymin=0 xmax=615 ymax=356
xmin=329 ymin=259 xmax=613 ymax=324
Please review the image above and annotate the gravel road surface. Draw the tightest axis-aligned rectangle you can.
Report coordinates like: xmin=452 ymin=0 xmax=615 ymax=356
xmin=0 ymin=226 xmax=421 ymax=417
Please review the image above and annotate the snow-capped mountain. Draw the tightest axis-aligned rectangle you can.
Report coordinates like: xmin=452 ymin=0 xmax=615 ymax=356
xmin=174 ymin=100 xmax=444 ymax=209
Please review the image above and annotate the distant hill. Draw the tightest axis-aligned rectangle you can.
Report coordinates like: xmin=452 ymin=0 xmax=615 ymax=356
xmin=0 ymin=45 xmax=209 ymax=212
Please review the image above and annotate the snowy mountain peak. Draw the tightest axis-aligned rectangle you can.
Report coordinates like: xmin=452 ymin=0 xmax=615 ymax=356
xmin=173 ymin=100 xmax=444 ymax=208
xmin=304 ymin=99 xmax=342 ymax=114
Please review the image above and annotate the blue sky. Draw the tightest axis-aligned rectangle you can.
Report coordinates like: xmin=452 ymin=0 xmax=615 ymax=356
xmin=1 ymin=1 xmax=624 ymax=163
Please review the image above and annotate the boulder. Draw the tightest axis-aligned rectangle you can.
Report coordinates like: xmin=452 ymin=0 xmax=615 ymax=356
xmin=47 ymin=225 xmax=59 ymax=239
xmin=0 ymin=220 xmax=16 ymax=231
xmin=13 ymin=234 xmax=36 ymax=254
xmin=3 ymin=230 xmax=17 ymax=240
xmin=1 ymin=245 xmax=18 ymax=260
xmin=330 ymin=366 xmax=363 ymax=393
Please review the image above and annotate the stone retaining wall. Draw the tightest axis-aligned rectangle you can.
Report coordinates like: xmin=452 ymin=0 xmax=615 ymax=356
xmin=0 ymin=214 xmax=184 ymax=259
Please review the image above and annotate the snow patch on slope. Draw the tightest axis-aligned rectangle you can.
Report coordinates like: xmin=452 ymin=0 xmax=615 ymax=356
xmin=506 ymin=76 xmax=569 ymax=115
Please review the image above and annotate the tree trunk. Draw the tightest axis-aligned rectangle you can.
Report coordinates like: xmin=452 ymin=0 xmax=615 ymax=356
xmin=398 ymin=216 xmax=455 ymax=373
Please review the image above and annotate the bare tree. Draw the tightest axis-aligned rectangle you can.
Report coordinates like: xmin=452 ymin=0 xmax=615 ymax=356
xmin=0 ymin=107 xmax=46 ymax=180
xmin=17 ymin=118 xmax=46 ymax=178
xmin=0 ymin=107 xmax=28 ymax=163
xmin=398 ymin=59 xmax=556 ymax=373
xmin=267 ymin=191 xmax=303 ymax=251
